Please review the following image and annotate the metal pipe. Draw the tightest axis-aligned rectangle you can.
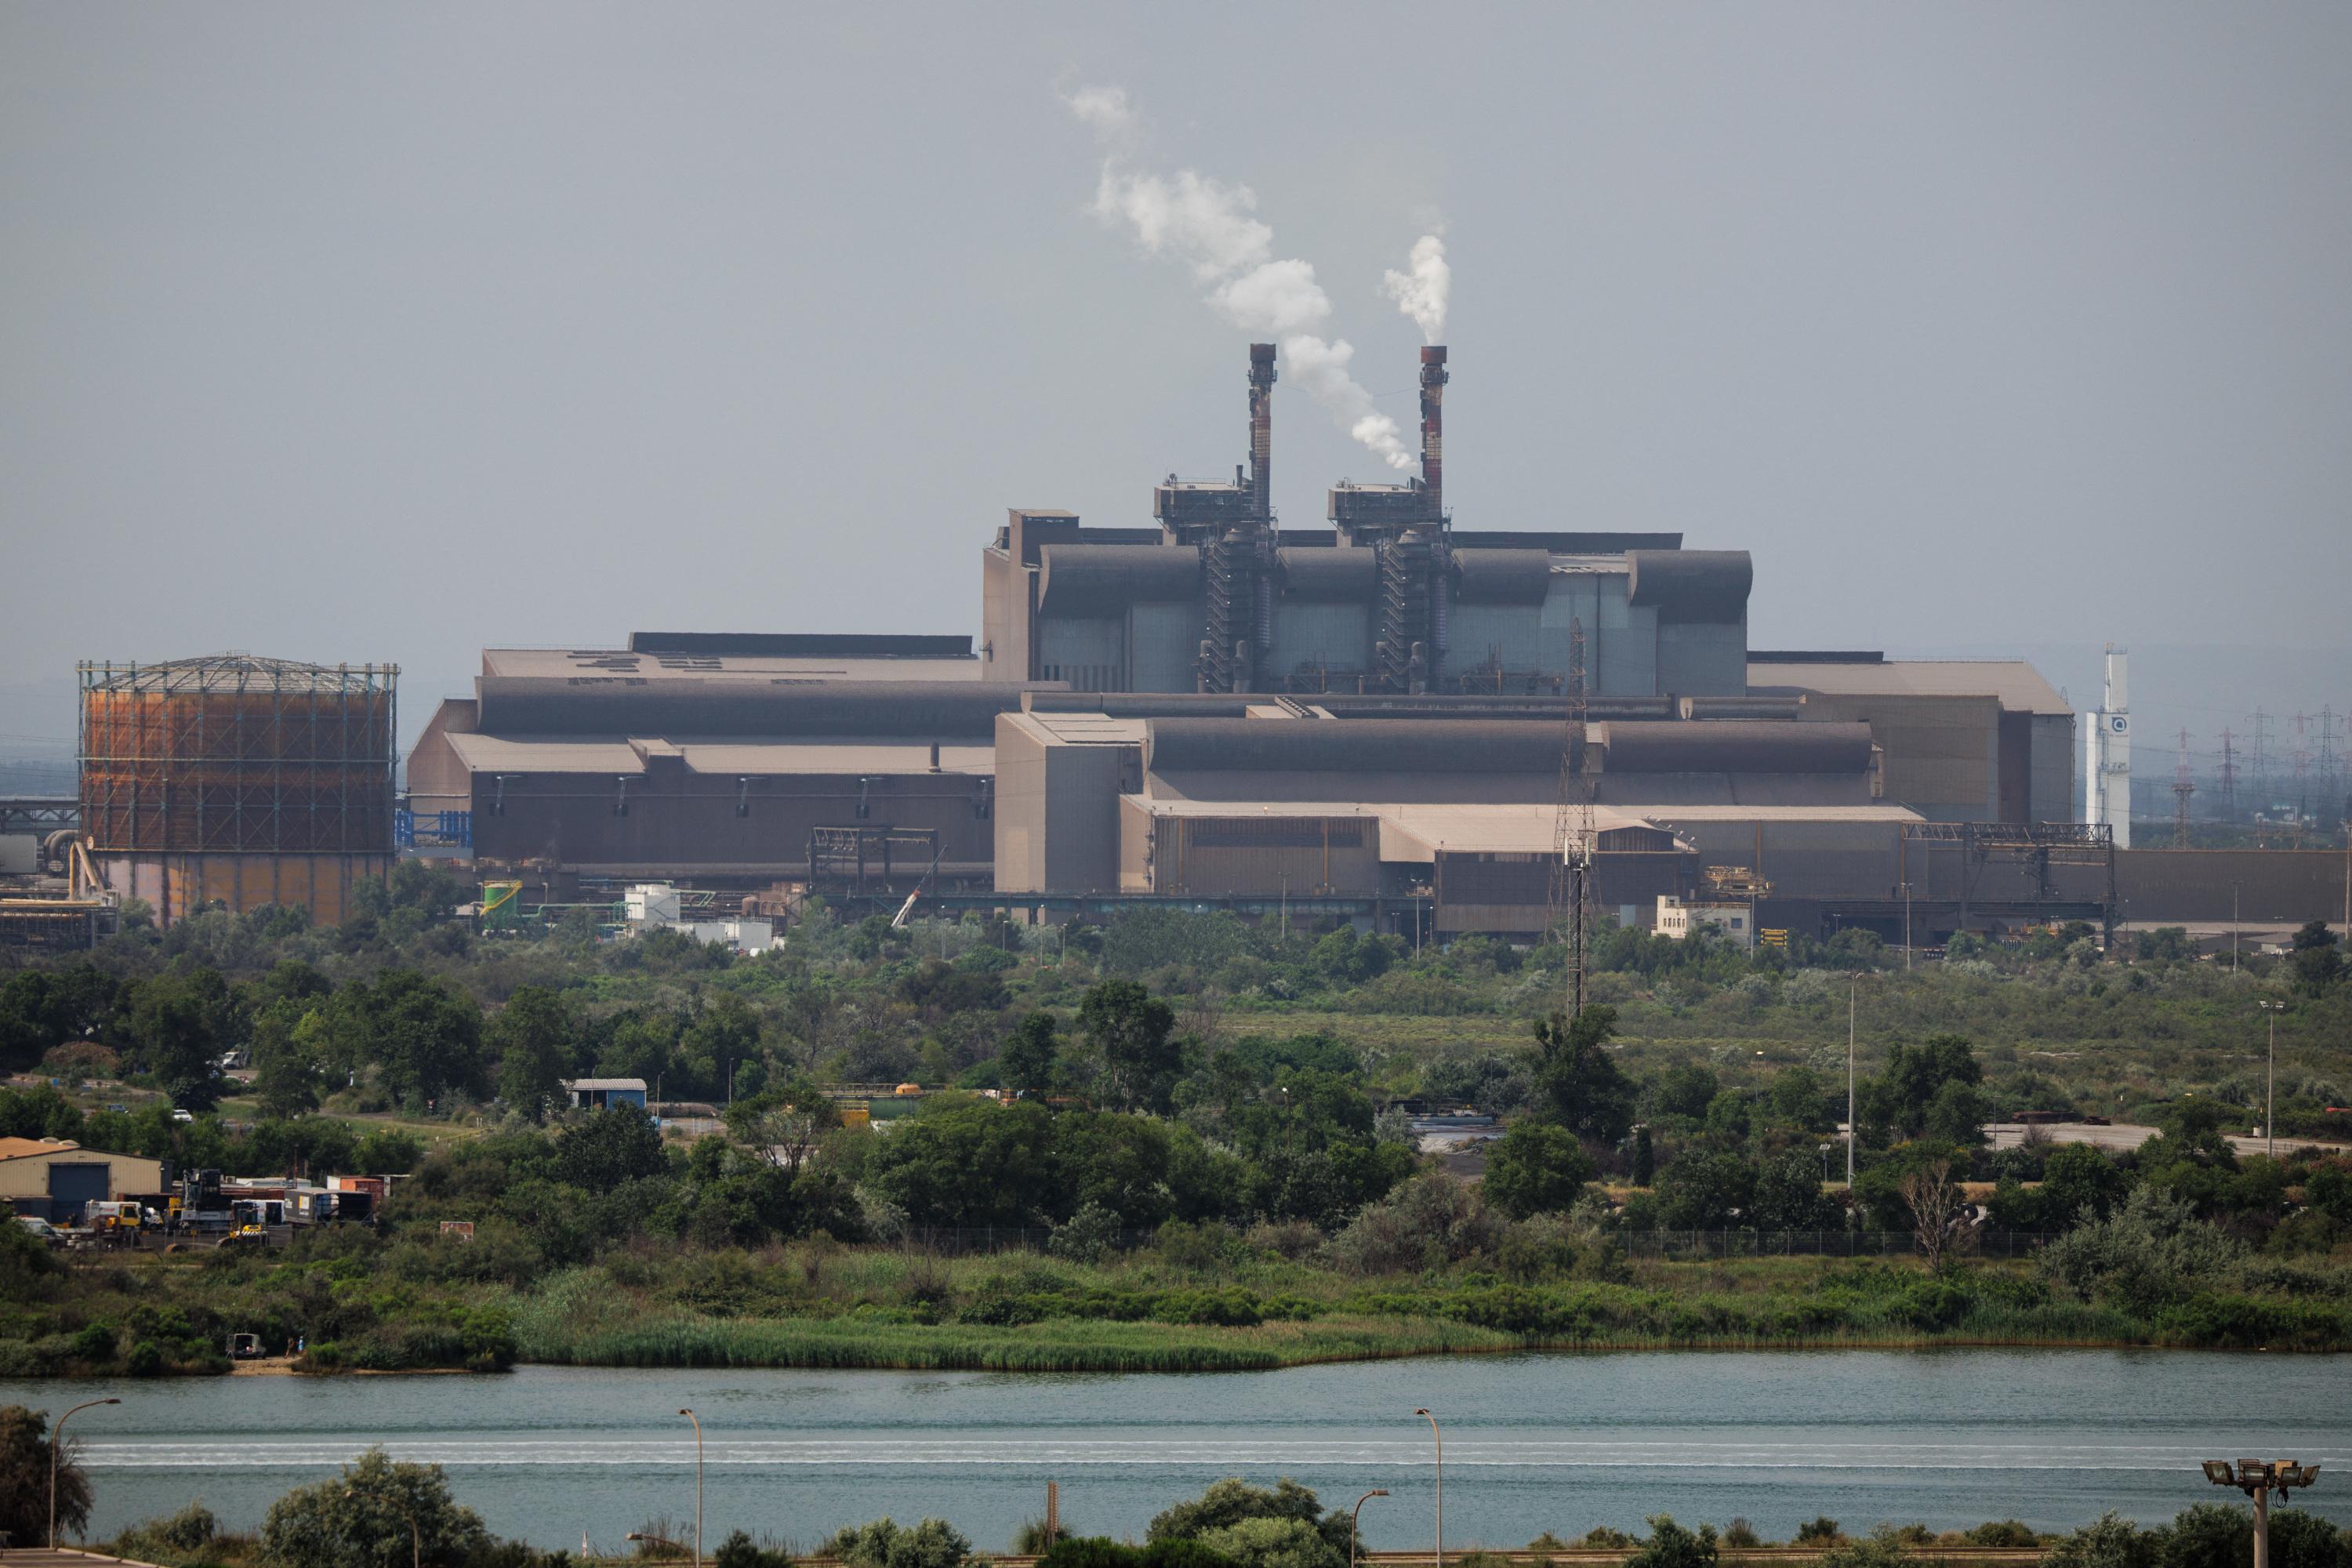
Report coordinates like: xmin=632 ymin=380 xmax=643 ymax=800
xmin=52 ymin=1396 xmax=119 ymax=1547
xmin=2258 ymin=1002 xmax=2285 ymax=1158
xmin=1414 ymin=1408 xmax=1442 ymax=1568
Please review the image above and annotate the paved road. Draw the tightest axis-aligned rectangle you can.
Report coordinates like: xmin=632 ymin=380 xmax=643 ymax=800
xmin=1981 ymin=1120 xmax=2350 ymax=1158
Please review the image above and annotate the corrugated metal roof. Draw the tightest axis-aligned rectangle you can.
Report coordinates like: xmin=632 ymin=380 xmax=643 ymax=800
xmin=443 ymin=734 xmax=992 ymax=776
xmin=1020 ymin=712 xmax=1149 ymax=746
xmin=1749 ymin=659 xmax=2070 ymax=715
xmin=445 ymin=734 xmax=646 ymax=773
xmin=1635 ymin=804 xmax=1926 ymax=822
xmin=481 ymin=648 xmax=983 ymax=683
xmin=0 ymin=1136 xmax=80 ymax=1162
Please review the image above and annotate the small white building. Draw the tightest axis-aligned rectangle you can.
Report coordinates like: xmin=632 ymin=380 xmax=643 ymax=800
xmin=622 ymin=883 xmax=776 ymax=954
xmin=1656 ymin=895 xmax=1756 ymax=950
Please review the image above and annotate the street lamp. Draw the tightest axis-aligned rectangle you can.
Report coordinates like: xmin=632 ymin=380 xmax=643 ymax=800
xmin=52 ymin=1397 xmax=119 ymax=1548
xmin=1414 ymin=1408 xmax=1443 ymax=1568
xmin=680 ymin=1406 xmax=704 ymax=1568
xmin=2201 ymin=1458 xmax=2321 ymax=1568
xmin=1350 ymin=1490 xmax=1388 ymax=1568
xmin=2257 ymin=1002 xmax=2286 ymax=1158
xmin=346 ymin=1487 xmax=419 ymax=1568
xmin=1817 ymin=1142 xmax=1831 ymax=1185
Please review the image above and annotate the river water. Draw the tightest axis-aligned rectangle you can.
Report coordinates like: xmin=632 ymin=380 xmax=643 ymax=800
xmin=13 ymin=1351 xmax=2347 ymax=1553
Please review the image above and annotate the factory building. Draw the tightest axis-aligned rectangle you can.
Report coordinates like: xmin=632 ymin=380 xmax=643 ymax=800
xmin=1 ymin=1138 xmax=165 ymax=1225
xmin=402 ymin=635 xmax=1016 ymax=893
xmin=391 ymin=341 xmax=2162 ymax=937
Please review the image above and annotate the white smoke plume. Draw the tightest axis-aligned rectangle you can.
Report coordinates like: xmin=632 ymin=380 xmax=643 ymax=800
xmin=1282 ymin=335 xmax=1412 ymax=470
xmin=1210 ymin=259 xmax=1330 ymax=336
xmin=1067 ymin=83 xmax=1410 ymax=472
xmin=1381 ymin=233 xmax=1450 ymax=343
xmin=1063 ymin=84 xmax=1135 ymax=143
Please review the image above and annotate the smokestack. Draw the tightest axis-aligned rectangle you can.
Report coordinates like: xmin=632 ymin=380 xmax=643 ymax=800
xmin=1419 ymin=345 xmax=1447 ymax=518
xmin=1248 ymin=343 xmax=1276 ymax=522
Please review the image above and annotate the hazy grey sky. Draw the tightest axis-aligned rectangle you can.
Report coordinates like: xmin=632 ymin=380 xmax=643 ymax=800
xmin=5 ymin=5 xmax=2349 ymax=741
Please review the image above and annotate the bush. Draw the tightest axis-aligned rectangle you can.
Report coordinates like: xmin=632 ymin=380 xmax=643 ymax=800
xmin=1963 ymin=1521 xmax=2039 ymax=1548
xmin=1792 ymin=1519 xmax=1843 ymax=1546
xmin=260 ymin=1447 xmax=491 ymax=1568
xmin=2041 ymin=1512 xmax=2160 ymax=1568
xmin=1626 ymin=1515 xmax=1717 ymax=1568
xmin=820 ymin=1517 xmax=975 ymax=1568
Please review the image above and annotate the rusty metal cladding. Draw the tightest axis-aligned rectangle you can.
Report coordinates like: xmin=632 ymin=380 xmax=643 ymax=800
xmin=1419 ymin=345 xmax=1447 ymax=515
xmin=78 ymin=655 xmax=398 ymax=855
xmin=1249 ymin=343 xmax=1276 ymax=521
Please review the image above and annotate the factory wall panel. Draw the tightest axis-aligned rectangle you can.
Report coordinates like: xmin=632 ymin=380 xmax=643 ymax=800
xmin=1265 ymin=602 xmax=1375 ymax=688
xmin=991 ymin=717 xmax=1048 ymax=892
xmin=1798 ymin=693 xmax=1998 ymax=821
xmin=472 ymin=773 xmax=996 ymax=874
xmin=1644 ymin=818 xmax=1905 ymax=901
xmin=2114 ymin=849 xmax=2351 ymax=924
xmin=1041 ymin=742 xmax=1128 ymax=894
xmin=1657 ymin=618 xmax=1748 ymax=697
xmin=1445 ymin=602 xmax=1546 ymax=681
xmin=1145 ymin=815 xmax=1381 ymax=896
xmin=1127 ymin=601 xmax=1203 ymax=693
xmin=2030 ymin=714 xmax=2075 ymax=825
xmin=1037 ymin=617 xmax=1123 ymax=691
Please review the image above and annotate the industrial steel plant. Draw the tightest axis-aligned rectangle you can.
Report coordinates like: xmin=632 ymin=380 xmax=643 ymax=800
xmin=4 ymin=343 xmax=2346 ymax=946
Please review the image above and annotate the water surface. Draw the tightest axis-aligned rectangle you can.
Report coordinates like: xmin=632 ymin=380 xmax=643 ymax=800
xmin=13 ymin=1350 xmax=2346 ymax=1552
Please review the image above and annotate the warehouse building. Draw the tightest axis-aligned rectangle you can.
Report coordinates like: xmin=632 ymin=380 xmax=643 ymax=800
xmin=0 ymin=1137 xmax=166 ymax=1225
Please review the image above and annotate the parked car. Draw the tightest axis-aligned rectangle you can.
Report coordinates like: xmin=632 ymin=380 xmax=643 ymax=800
xmin=15 ymin=1214 xmax=67 ymax=1248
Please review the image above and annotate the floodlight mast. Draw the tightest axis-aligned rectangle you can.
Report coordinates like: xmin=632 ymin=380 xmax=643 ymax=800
xmin=2201 ymin=1457 xmax=2322 ymax=1568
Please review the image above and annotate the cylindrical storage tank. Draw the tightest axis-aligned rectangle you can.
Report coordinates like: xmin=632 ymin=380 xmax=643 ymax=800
xmin=78 ymin=657 xmax=399 ymax=858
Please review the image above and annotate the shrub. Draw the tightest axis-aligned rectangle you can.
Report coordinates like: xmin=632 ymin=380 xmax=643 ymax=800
xmin=1963 ymin=1521 xmax=2038 ymax=1548
xmin=2041 ymin=1513 xmax=2160 ymax=1568
xmin=820 ymin=1517 xmax=975 ymax=1568
xmin=1792 ymin=1519 xmax=1843 ymax=1546
xmin=1625 ymin=1515 xmax=1717 ymax=1568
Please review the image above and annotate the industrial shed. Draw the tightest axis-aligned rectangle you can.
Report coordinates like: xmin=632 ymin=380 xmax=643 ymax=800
xmin=0 ymin=1138 xmax=166 ymax=1224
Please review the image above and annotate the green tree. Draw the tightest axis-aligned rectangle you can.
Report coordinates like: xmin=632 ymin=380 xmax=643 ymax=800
xmin=820 ymin=1517 xmax=975 ymax=1568
xmin=259 ymin=1446 xmax=489 ymax=1568
xmin=336 ymin=971 xmax=486 ymax=1107
xmin=1149 ymin=1479 xmax=1348 ymax=1565
xmin=553 ymin=1104 xmax=670 ymax=1192
xmin=999 ymin=1011 xmax=1062 ymax=1102
xmin=1632 ymin=1123 xmax=1654 ymax=1185
xmin=0 ymin=1405 xmax=90 ymax=1544
xmin=1651 ymin=1064 xmax=1719 ymax=1120
xmin=1625 ymin=1515 xmax=1718 ymax=1568
xmin=1532 ymin=1005 xmax=1637 ymax=1142
xmin=1751 ymin=1148 xmax=1837 ymax=1229
xmin=1052 ymin=1112 xmax=1178 ymax=1226
xmin=1077 ymin=981 xmax=1181 ymax=1114
xmin=2290 ymin=920 xmax=2342 ymax=984
xmin=866 ymin=1098 xmax=1055 ymax=1227
xmin=2041 ymin=1513 xmax=2160 ymax=1568
xmin=487 ymin=986 xmax=578 ymax=1119
xmin=1859 ymin=1034 xmax=1982 ymax=1145
xmin=1483 ymin=1121 xmax=1599 ymax=1219
xmin=1766 ymin=1065 xmax=1835 ymax=1131
xmin=1655 ymin=1150 xmax=1756 ymax=1229
xmin=125 ymin=967 xmax=239 ymax=1110
xmin=248 ymin=998 xmax=325 ymax=1120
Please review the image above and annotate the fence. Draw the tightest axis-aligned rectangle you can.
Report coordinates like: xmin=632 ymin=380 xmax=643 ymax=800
xmin=1620 ymin=1229 xmax=2057 ymax=1260
xmin=887 ymin=1226 xmax=2060 ymax=1261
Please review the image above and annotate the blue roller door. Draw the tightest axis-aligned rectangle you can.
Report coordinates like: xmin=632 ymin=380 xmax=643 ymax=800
xmin=48 ymin=1162 xmax=111 ymax=1225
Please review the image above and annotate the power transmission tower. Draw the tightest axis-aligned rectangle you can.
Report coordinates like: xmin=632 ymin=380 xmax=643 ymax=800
xmin=2249 ymin=709 xmax=2273 ymax=807
xmin=2172 ymin=728 xmax=2197 ymax=849
xmin=2293 ymin=712 xmax=2312 ymax=826
xmin=2217 ymin=728 xmax=2238 ymax=820
xmin=1548 ymin=617 xmax=1595 ymax=1018
xmin=2320 ymin=706 xmax=2341 ymax=818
